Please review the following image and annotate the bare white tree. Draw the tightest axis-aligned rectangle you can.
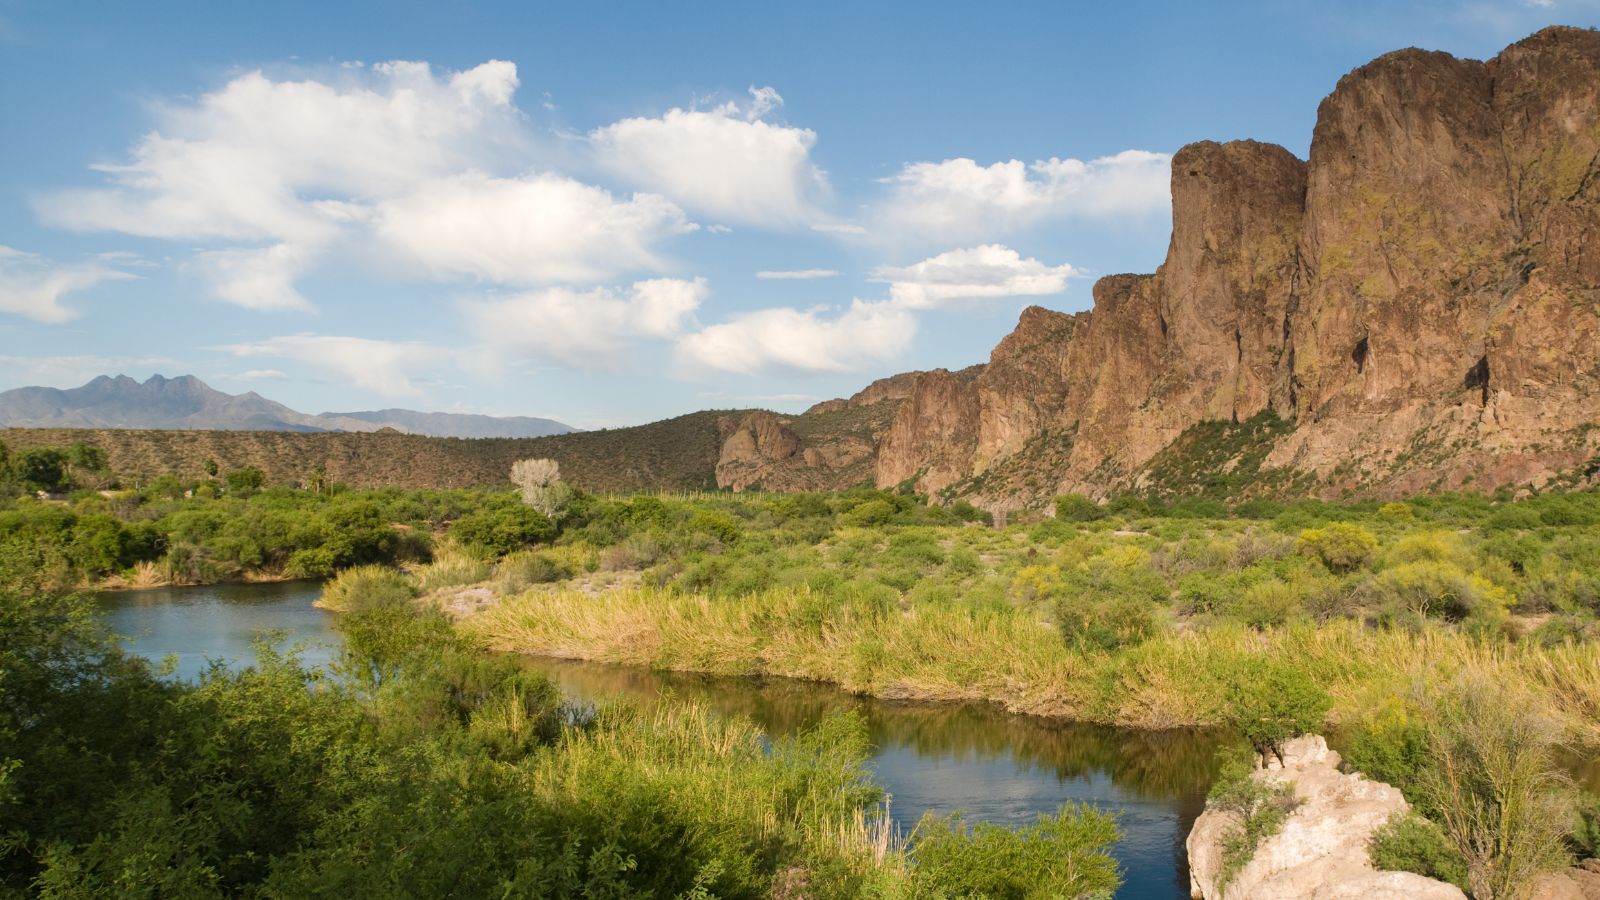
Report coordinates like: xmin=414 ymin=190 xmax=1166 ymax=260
xmin=510 ymin=457 xmax=572 ymax=518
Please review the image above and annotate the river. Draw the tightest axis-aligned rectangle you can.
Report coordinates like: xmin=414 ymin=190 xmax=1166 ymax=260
xmin=97 ymin=580 xmax=1224 ymax=899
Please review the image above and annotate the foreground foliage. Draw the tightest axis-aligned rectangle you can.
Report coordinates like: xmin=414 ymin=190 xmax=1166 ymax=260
xmin=0 ymin=558 xmax=1124 ymax=898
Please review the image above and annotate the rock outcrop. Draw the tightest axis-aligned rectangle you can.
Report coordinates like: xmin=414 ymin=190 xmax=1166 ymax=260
xmin=1186 ymin=735 xmax=1465 ymax=900
xmin=712 ymin=27 xmax=1600 ymax=507
xmin=851 ymin=26 xmax=1600 ymax=506
xmin=713 ymin=386 xmax=904 ymax=492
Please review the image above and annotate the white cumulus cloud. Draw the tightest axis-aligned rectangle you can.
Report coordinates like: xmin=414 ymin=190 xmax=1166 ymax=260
xmin=35 ymin=60 xmax=696 ymax=309
xmin=874 ymin=149 xmax=1171 ymax=243
xmin=376 ymin=173 xmax=693 ymax=285
xmin=677 ymin=299 xmax=915 ymax=375
xmin=466 ymin=277 xmax=707 ymax=369
xmin=0 ymin=246 xmax=137 ymax=323
xmin=220 ymin=334 xmax=445 ymax=398
xmin=591 ymin=87 xmax=829 ymax=227
xmin=873 ymin=244 xmax=1076 ymax=309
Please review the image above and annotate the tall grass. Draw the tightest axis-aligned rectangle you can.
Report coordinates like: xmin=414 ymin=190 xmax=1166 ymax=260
xmin=463 ymin=585 xmax=1600 ymax=745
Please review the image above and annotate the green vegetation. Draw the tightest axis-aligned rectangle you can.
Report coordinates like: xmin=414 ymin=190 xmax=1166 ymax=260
xmin=1206 ymin=753 xmax=1300 ymax=892
xmin=1369 ymin=814 xmax=1470 ymax=892
xmin=0 ymin=556 xmax=1125 ymax=898
xmin=11 ymin=437 xmax=1600 ymax=894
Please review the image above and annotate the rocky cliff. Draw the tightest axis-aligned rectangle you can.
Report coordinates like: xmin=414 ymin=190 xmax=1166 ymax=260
xmin=717 ymin=27 xmax=1600 ymax=506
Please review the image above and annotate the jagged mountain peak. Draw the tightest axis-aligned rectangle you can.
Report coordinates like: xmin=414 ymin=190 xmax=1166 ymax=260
xmin=0 ymin=375 xmax=574 ymax=439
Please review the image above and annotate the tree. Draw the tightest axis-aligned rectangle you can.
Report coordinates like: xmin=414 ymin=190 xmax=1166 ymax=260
xmin=510 ymin=458 xmax=572 ymax=519
xmin=14 ymin=448 xmax=69 ymax=494
xmin=224 ymin=467 xmax=266 ymax=498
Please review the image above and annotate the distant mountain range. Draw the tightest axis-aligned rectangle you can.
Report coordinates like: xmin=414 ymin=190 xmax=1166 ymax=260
xmin=0 ymin=375 xmax=574 ymax=439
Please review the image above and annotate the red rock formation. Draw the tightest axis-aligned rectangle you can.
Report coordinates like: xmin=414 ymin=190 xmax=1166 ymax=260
xmin=723 ymin=27 xmax=1600 ymax=506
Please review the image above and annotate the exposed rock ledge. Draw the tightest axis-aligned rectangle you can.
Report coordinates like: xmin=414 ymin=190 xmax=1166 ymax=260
xmin=1186 ymin=735 xmax=1464 ymax=900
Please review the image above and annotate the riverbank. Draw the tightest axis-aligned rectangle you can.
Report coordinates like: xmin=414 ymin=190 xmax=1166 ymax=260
xmin=456 ymin=583 xmax=1600 ymax=751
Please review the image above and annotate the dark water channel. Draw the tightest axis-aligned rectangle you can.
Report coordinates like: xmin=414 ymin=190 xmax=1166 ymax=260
xmin=98 ymin=581 xmax=1224 ymax=899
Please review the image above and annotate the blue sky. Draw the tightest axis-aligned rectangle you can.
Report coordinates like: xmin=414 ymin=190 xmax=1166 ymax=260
xmin=2 ymin=0 xmax=1596 ymax=428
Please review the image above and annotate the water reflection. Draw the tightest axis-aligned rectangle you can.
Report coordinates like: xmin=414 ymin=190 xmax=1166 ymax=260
xmin=522 ymin=657 xmax=1224 ymax=900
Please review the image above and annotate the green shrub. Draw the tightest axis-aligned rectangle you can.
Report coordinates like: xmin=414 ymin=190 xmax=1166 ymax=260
xmin=1227 ymin=579 xmax=1303 ymax=629
xmin=1367 ymin=561 xmax=1511 ymax=633
xmin=841 ymin=499 xmax=896 ymax=528
xmin=1107 ymin=494 xmax=1152 ymax=516
xmin=1573 ymin=792 xmax=1600 ymax=861
xmin=687 ymin=510 xmax=742 ymax=545
xmin=1413 ymin=675 xmax=1575 ymax=899
xmin=1224 ymin=656 xmax=1331 ymax=763
xmin=948 ymin=500 xmax=992 ymax=525
xmin=946 ymin=546 xmax=982 ymax=576
xmin=908 ymin=804 xmax=1122 ymax=899
xmin=1207 ymin=751 xmax=1300 ymax=891
xmin=449 ymin=503 xmax=556 ymax=557
xmin=317 ymin=564 xmax=416 ymax=612
xmin=1295 ymin=522 xmax=1378 ymax=573
xmin=224 ymin=466 xmax=266 ymax=498
xmin=1054 ymin=493 xmax=1105 ymax=522
xmin=1369 ymin=814 xmax=1470 ymax=891
xmin=1343 ymin=700 xmax=1430 ymax=805
xmin=1057 ymin=593 xmax=1162 ymax=652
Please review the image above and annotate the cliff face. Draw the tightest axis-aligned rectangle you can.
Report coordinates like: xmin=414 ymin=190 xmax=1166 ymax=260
xmin=809 ymin=26 xmax=1600 ymax=507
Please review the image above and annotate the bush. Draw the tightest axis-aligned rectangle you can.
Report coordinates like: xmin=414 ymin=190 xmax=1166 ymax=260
xmin=908 ymin=804 xmax=1122 ymax=899
xmin=449 ymin=503 xmax=556 ymax=557
xmin=1228 ymin=579 xmax=1302 ymax=629
xmin=1367 ymin=561 xmax=1511 ymax=633
xmin=1295 ymin=522 xmax=1378 ymax=573
xmin=1378 ymin=501 xmax=1415 ymax=520
xmin=686 ymin=510 xmax=742 ymax=546
xmin=1343 ymin=700 xmax=1430 ymax=805
xmin=224 ymin=466 xmax=266 ymax=498
xmin=1369 ymin=814 xmax=1469 ymax=891
xmin=317 ymin=564 xmax=416 ymax=612
xmin=841 ymin=499 xmax=896 ymax=528
xmin=495 ymin=549 xmax=574 ymax=592
xmin=1413 ymin=675 xmax=1575 ymax=899
xmin=1057 ymin=593 xmax=1162 ymax=652
xmin=1054 ymin=493 xmax=1105 ymax=522
xmin=1224 ymin=656 xmax=1330 ymax=764
xmin=947 ymin=500 xmax=992 ymax=525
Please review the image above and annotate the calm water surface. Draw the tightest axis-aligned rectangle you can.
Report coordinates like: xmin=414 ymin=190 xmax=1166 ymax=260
xmin=97 ymin=580 xmax=341 ymax=680
xmin=98 ymin=580 xmax=1223 ymax=899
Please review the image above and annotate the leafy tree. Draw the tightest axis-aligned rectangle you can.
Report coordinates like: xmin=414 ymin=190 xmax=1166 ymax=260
xmin=15 ymin=448 xmax=69 ymax=494
xmin=224 ymin=466 xmax=266 ymax=498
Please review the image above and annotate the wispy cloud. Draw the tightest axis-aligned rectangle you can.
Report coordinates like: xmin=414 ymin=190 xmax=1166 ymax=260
xmin=0 ymin=246 xmax=137 ymax=323
xmin=219 ymin=334 xmax=446 ymax=397
xmin=756 ymin=268 xmax=840 ymax=280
